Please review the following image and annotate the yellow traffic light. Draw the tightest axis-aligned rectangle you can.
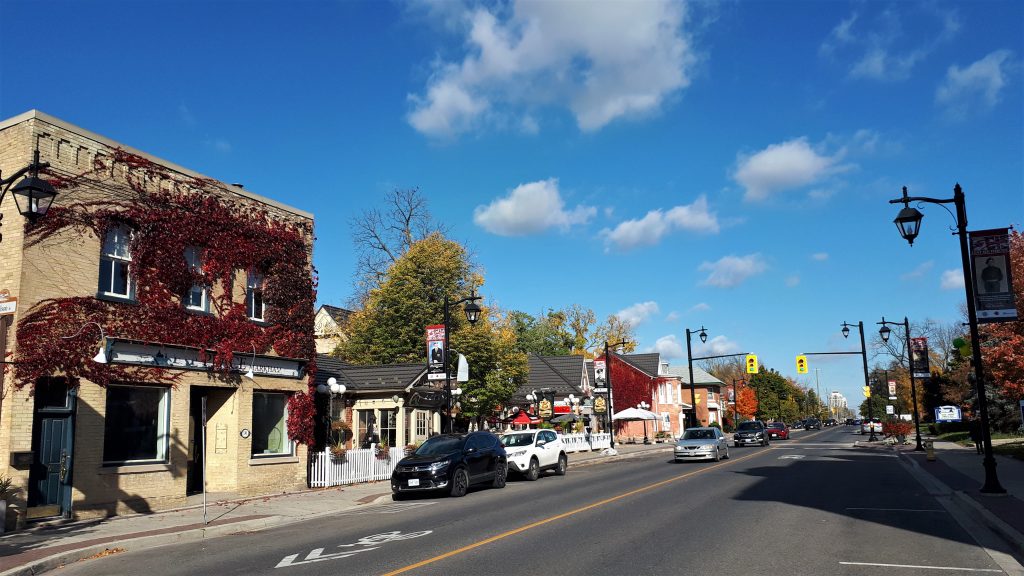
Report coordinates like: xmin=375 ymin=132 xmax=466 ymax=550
xmin=863 ymin=386 xmax=871 ymax=398
xmin=746 ymin=354 xmax=759 ymax=374
xmin=796 ymin=355 xmax=808 ymax=374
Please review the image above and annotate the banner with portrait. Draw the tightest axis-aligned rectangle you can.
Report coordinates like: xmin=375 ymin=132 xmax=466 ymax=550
xmin=969 ymin=228 xmax=1017 ymax=323
xmin=910 ymin=337 xmax=931 ymax=379
xmin=426 ymin=324 xmax=446 ymax=380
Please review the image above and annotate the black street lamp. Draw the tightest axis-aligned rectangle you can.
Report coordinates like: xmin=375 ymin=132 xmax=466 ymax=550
xmin=731 ymin=378 xmax=743 ymax=429
xmin=637 ymin=401 xmax=651 ymax=444
xmin=685 ymin=326 xmax=708 ymax=429
xmin=603 ymin=339 xmax=630 ymax=450
xmin=0 ymin=148 xmax=57 ymax=243
xmin=889 ymin=184 xmax=1005 ymax=493
xmin=442 ymin=288 xmax=482 ymax=433
xmin=842 ymin=321 xmax=876 ymax=441
xmin=878 ymin=316 xmax=924 ymax=451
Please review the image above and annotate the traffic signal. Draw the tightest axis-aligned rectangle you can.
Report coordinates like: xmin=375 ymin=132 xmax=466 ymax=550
xmin=862 ymin=386 xmax=871 ymax=398
xmin=796 ymin=355 xmax=808 ymax=374
xmin=745 ymin=354 xmax=759 ymax=374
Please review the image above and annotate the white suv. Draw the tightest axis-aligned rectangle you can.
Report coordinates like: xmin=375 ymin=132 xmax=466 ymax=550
xmin=500 ymin=429 xmax=568 ymax=480
xmin=861 ymin=418 xmax=882 ymax=435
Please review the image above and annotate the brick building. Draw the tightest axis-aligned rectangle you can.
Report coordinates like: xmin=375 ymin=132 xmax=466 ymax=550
xmin=0 ymin=111 xmax=316 ymax=527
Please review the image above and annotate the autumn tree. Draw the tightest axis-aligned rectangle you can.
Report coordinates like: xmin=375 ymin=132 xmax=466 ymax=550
xmin=507 ymin=310 xmax=574 ymax=356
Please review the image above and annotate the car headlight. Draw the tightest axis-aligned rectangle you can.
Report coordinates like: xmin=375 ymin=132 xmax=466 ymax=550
xmin=428 ymin=460 xmax=450 ymax=472
xmin=700 ymin=445 xmax=714 ymax=452
xmin=507 ymin=450 xmax=527 ymax=458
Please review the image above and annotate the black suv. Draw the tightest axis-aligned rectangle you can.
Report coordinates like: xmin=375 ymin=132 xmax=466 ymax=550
xmin=733 ymin=421 xmax=769 ymax=447
xmin=804 ymin=418 xmax=822 ymax=430
xmin=391 ymin=431 xmax=507 ymax=499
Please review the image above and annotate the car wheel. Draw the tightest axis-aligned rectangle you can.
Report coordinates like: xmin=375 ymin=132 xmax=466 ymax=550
xmin=492 ymin=462 xmax=508 ymax=489
xmin=526 ymin=457 xmax=540 ymax=481
xmin=449 ymin=467 xmax=469 ymax=497
xmin=724 ymin=446 xmax=730 ymax=459
xmin=713 ymin=447 xmax=721 ymax=462
xmin=555 ymin=453 xmax=568 ymax=476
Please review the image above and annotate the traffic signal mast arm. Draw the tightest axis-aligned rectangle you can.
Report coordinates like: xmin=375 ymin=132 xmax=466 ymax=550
xmin=690 ymin=352 xmax=753 ymax=362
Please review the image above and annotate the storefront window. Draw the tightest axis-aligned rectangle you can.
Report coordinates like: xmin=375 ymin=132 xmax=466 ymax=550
xmin=379 ymin=409 xmax=397 ymax=447
xmin=252 ymin=392 xmax=292 ymax=456
xmin=103 ymin=385 xmax=169 ymax=464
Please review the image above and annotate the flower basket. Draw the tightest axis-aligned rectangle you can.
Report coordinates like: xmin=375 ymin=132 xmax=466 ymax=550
xmin=331 ymin=420 xmax=352 ymax=432
xmin=330 ymin=445 xmax=347 ymax=461
xmin=882 ymin=420 xmax=913 ymax=442
xmin=376 ymin=443 xmax=390 ymax=460
xmin=404 ymin=443 xmax=418 ymax=457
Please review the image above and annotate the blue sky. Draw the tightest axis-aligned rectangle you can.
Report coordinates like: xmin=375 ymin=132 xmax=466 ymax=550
xmin=2 ymin=0 xmax=1021 ymax=408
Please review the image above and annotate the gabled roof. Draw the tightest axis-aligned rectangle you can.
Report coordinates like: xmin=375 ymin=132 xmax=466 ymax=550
xmin=614 ymin=353 xmax=661 ymax=378
xmin=317 ymin=305 xmax=353 ymax=326
xmin=661 ymin=364 xmax=724 ymax=386
xmin=315 ymin=354 xmax=426 ymax=392
xmin=515 ymin=354 xmax=586 ymax=400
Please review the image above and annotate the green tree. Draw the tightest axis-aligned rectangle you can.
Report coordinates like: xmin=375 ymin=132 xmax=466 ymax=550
xmin=748 ymin=369 xmax=790 ymax=420
xmin=508 ymin=310 xmax=573 ymax=356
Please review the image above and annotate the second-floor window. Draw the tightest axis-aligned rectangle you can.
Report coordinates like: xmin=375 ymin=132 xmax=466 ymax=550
xmin=246 ymin=271 xmax=265 ymax=321
xmin=183 ymin=247 xmax=209 ymax=312
xmin=98 ymin=223 xmax=133 ymax=299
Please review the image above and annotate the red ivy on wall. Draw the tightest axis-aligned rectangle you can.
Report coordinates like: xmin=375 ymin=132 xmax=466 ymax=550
xmin=607 ymin=355 xmax=655 ymax=432
xmin=16 ymin=149 xmax=319 ymax=445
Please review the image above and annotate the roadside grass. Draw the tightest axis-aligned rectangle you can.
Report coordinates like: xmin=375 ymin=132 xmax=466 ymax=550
xmin=993 ymin=442 xmax=1024 ymax=461
xmin=935 ymin=430 xmax=1023 ymax=448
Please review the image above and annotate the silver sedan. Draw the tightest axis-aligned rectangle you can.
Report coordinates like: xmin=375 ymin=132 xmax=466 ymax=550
xmin=674 ymin=427 xmax=730 ymax=462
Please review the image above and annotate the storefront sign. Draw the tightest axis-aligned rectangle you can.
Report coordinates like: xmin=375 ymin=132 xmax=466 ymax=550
xmin=935 ymin=405 xmax=962 ymax=423
xmin=426 ymin=324 xmax=446 ymax=381
xmin=594 ymin=396 xmax=606 ymax=413
xmin=969 ymin=228 xmax=1017 ymax=323
xmin=910 ymin=337 xmax=931 ymax=379
xmin=0 ymin=290 xmax=16 ymax=316
xmin=108 ymin=340 xmax=305 ymax=378
xmin=538 ymin=398 xmax=552 ymax=418
xmin=408 ymin=386 xmax=446 ymax=409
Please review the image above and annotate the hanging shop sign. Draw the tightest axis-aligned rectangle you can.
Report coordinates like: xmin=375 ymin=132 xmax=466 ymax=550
xmin=108 ymin=340 xmax=305 ymax=378
xmin=408 ymin=385 xmax=447 ymax=410
xmin=594 ymin=396 xmax=606 ymax=413
xmin=426 ymin=324 xmax=446 ymax=381
xmin=538 ymin=398 xmax=553 ymax=418
xmin=969 ymin=228 xmax=1018 ymax=323
xmin=910 ymin=337 xmax=931 ymax=379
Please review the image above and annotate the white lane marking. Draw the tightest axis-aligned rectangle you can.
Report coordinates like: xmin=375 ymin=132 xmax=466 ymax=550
xmin=839 ymin=561 xmax=1002 ymax=572
xmin=779 ymin=455 xmax=805 ymax=459
xmin=845 ymin=507 xmax=946 ymax=512
xmin=336 ymin=501 xmax=437 ymax=515
xmin=276 ymin=530 xmax=433 ymax=568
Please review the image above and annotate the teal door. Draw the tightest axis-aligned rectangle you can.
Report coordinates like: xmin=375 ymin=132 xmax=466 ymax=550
xmin=28 ymin=380 xmax=75 ymax=519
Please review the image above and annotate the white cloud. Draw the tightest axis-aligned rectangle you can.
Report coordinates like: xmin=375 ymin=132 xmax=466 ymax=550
xmin=616 ymin=301 xmax=660 ymax=327
xmin=786 ymin=275 xmax=801 ymax=287
xmin=900 ymin=260 xmax=934 ymax=281
xmin=665 ymin=311 xmax=680 ymax=322
xmin=940 ymin=269 xmax=965 ymax=290
xmin=733 ymin=138 xmax=850 ymax=201
xmin=474 ymin=178 xmax=595 ymax=236
xmin=811 ymin=252 xmax=829 ymax=261
xmin=694 ymin=335 xmax=739 ymax=356
xmin=407 ymin=0 xmax=697 ymax=138
xmin=936 ymin=50 xmax=1014 ymax=120
xmin=602 ymin=195 xmax=719 ymax=250
xmin=689 ymin=302 xmax=711 ymax=313
xmin=204 ymin=138 xmax=232 ymax=153
xmin=648 ymin=334 xmax=684 ymax=359
xmin=698 ymin=253 xmax=767 ymax=288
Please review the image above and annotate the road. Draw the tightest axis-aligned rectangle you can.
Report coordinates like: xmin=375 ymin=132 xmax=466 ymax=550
xmin=60 ymin=426 xmax=1016 ymax=575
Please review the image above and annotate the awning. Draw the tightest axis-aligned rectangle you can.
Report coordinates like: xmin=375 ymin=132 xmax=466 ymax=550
xmin=507 ymin=412 xmax=539 ymax=425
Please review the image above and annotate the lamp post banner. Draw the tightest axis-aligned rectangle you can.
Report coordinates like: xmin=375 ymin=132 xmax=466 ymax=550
xmin=910 ymin=337 xmax=931 ymax=379
xmin=426 ymin=324 xmax=446 ymax=381
xmin=969 ymin=228 xmax=1017 ymax=323
xmin=593 ymin=358 xmax=606 ymax=385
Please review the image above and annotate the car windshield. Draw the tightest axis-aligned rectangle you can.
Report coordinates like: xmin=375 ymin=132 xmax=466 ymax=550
xmin=682 ymin=430 xmax=715 ymax=440
xmin=414 ymin=436 xmax=464 ymax=456
xmin=767 ymin=423 xmax=784 ymax=429
xmin=500 ymin=433 xmax=535 ymax=447
xmin=737 ymin=422 xmax=761 ymax=431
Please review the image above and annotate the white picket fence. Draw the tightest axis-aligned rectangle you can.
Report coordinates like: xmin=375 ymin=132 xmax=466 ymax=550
xmin=310 ymin=446 xmax=403 ymax=488
xmin=560 ymin=433 xmax=611 ymax=453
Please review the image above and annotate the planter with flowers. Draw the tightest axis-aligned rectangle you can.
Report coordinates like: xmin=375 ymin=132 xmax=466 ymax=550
xmin=376 ymin=440 xmax=391 ymax=460
xmin=882 ymin=420 xmax=913 ymax=444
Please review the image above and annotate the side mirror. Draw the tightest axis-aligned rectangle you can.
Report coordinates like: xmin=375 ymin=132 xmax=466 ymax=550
xmin=537 ymin=440 xmax=547 ymax=447
xmin=466 ymin=447 xmax=477 ymax=454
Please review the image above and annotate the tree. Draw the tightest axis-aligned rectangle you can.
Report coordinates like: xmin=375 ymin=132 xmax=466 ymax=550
xmin=507 ymin=310 xmax=573 ymax=356
xmin=590 ymin=313 xmax=638 ymax=357
xmin=735 ymin=386 xmax=758 ymax=420
xmin=349 ymin=188 xmax=447 ymax=306
xmin=748 ymin=369 xmax=790 ymax=420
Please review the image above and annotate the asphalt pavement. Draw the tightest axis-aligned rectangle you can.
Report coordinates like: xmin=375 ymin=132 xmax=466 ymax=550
xmin=36 ymin=426 xmax=1024 ymax=576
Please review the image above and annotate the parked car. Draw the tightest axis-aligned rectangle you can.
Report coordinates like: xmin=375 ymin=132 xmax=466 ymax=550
xmin=674 ymin=427 xmax=730 ymax=462
xmin=861 ymin=418 xmax=883 ymax=435
xmin=734 ymin=421 xmax=770 ymax=447
xmin=791 ymin=420 xmax=805 ymax=430
xmin=500 ymin=429 xmax=568 ymax=480
xmin=391 ymin=431 xmax=507 ymax=499
xmin=805 ymin=418 xmax=822 ymax=430
xmin=766 ymin=421 xmax=790 ymax=440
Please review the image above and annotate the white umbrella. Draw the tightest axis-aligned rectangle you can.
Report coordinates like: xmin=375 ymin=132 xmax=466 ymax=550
xmin=612 ymin=407 xmax=660 ymax=421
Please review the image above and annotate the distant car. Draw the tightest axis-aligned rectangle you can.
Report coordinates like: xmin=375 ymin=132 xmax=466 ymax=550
xmin=791 ymin=420 xmax=805 ymax=430
xmin=845 ymin=418 xmax=854 ymax=426
xmin=852 ymin=419 xmax=862 ymax=426
xmin=805 ymin=418 xmax=822 ymax=430
xmin=766 ymin=421 xmax=790 ymax=440
xmin=391 ymin=431 xmax=507 ymax=499
xmin=500 ymin=429 xmax=568 ymax=480
xmin=861 ymin=418 xmax=882 ymax=435
xmin=675 ymin=427 xmax=730 ymax=462
xmin=824 ymin=418 xmax=837 ymax=427
xmin=734 ymin=421 xmax=770 ymax=447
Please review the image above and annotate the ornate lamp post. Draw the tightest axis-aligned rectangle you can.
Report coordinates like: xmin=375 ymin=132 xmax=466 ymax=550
xmin=0 ymin=148 xmax=58 ymax=243
xmin=842 ymin=321 xmax=876 ymax=441
xmin=442 ymin=289 xmax=482 ymax=433
xmin=878 ymin=316 xmax=924 ymax=451
xmin=637 ymin=401 xmax=651 ymax=444
xmin=685 ymin=326 xmax=708 ymax=428
xmin=889 ymin=184 xmax=1004 ymax=494
xmin=603 ymin=340 xmax=630 ymax=450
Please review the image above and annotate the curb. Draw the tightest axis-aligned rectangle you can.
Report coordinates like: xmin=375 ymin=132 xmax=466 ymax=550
xmin=951 ymin=490 xmax=1024 ymax=559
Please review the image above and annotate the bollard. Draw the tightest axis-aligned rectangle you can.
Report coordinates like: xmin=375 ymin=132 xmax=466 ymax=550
xmin=925 ymin=440 xmax=936 ymax=462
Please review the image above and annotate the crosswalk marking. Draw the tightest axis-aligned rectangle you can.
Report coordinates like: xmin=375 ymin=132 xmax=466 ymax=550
xmin=338 ymin=501 xmax=438 ymax=516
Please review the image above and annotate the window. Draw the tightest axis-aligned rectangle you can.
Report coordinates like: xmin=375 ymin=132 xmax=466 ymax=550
xmin=252 ymin=392 xmax=292 ymax=457
xmin=98 ymin=223 xmax=133 ymax=298
xmin=183 ymin=246 xmax=209 ymax=312
xmin=103 ymin=385 xmax=169 ymax=464
xmin=246 ymin=271 xmax=265 ymax=321
xmin=415 ymin=411 xmax=428 ymax=437
xmin=379 ymin=409 xmax=397 ymax=447
xmin=356 ymin=409 xmax=374 ymax=446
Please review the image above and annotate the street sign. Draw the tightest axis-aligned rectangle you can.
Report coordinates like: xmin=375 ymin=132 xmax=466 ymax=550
xmin=935 ymin=405 xmax=962 ymax=423
xmin=796 ymin=355 xmax=808 ymax=374
xmin=885 ymin=405 xmax=895 ymax=415
xmin=745 ymin=354 xmax=758 ymax=374
xmin=593 ymin=387 xmax=608 ymax=394
xmin=0 ymin=290 xmax=16 ymax=316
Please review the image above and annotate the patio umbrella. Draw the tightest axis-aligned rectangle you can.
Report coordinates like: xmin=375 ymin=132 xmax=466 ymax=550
xmin=550 ymin=413 xmax=579 ymax=424
xmin=508 ymin=411 xmax=539 ymax=425
xmin=612 ymin=407 xmax=660 ymax=421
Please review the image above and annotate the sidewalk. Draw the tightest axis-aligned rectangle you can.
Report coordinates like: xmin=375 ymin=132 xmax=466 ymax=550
xmin=0 ymin=442 xmax=670 ymax=576
xmin=896 ymin=437 xmax=1024 ymax=558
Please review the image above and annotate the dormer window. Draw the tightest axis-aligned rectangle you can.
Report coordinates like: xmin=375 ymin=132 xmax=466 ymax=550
xmin=246 ymin=271 xmax=265 ymax=321
xmin=98 ymin=223 xmax=133 ymax=299
xmin=184 ymin=246 xmax=209 ymax=312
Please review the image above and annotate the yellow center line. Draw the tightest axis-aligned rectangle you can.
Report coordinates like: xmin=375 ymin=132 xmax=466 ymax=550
xmin=380 ymin=445 xmax=775 ymax=576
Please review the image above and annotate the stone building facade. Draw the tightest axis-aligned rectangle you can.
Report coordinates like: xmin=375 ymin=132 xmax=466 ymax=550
xmin=0 ymin=111 xmax=316 ymax=527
